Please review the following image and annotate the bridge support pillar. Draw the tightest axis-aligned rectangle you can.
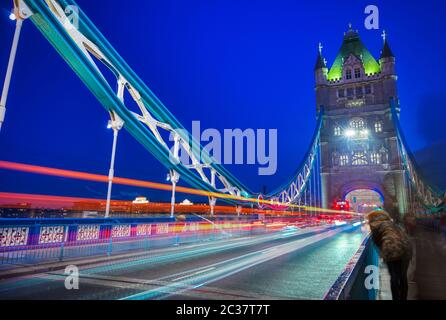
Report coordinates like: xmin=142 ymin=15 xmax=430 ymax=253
xmin=320 ymin=172 xmax=330 ymax=211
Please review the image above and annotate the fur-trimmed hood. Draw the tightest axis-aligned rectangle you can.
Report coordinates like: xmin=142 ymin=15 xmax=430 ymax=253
xmin=367 ymin=209 xmax=412 ymax=262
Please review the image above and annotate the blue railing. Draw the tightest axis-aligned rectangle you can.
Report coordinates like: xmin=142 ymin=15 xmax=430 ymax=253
xmin=323 ymin=235 xmax=379 ymax=300
xmin=0 ymin=216 xmax=292 ymax=265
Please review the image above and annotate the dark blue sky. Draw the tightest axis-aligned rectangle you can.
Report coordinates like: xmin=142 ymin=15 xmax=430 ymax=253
xmin=0 ymin=0 xmax=445 ymax=202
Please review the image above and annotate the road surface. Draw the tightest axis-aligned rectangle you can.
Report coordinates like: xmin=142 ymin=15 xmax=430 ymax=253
xmin=0 ymin=224 xmax=367 ymax=300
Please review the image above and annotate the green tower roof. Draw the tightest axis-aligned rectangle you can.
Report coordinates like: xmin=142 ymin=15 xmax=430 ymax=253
xmin=326 ymin=28 xmax=381 ymax=81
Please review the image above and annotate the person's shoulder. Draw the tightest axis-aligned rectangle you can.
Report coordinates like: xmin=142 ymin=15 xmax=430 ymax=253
xmin=381 ymin=220 xmax=396 ymax=229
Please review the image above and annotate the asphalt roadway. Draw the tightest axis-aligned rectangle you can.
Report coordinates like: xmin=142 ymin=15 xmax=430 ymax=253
xmin=0 ymin=224 xmax=367 ymax=300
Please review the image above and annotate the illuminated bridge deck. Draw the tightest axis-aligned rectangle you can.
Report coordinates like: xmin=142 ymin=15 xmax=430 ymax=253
xmin=196 ymin=228 xmax=367 ymax=300
xmin=0 ymin=225 xmax=368 ymax=300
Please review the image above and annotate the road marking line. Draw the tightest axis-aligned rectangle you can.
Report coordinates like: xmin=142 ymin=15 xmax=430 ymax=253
xmin=172 ymin=267 xmax=216 ymax=281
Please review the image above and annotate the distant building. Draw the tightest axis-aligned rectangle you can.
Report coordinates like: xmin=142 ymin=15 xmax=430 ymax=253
xmin=179 ymin=199 xmax=193 ymax=206
xmin=132 ymin=196 xmax=149 ymax=204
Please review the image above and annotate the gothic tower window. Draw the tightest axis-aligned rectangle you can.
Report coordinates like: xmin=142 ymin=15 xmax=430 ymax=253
xmin=338 ymin=89 xmax=345 ymax=98
xmin=365 ymin=84 xmax=372 ymax=94
xmin=340 ymin=154 xmax=349 ymax=166
xmin=374 ymin=121 xmax=383 ymax=133
xmin=334 ymin=126 xmax=342 ymax=136
xmin=370 ymin=152 xmax=381 ymax=164
xmin=345 ymin=68 xmax=352 ymax=80
xmin=379 ymin=146 xmax=389 ymax=163
xmin=346 ymin=88 xmax=354 ymax=99
xmin=355 ymin=87 xmax=363 ymax=98
xmin=332 ymin=151 xmax=340 ymax=166
xmin=352 ymin=151 xmax=368 ymax=166
xmin=350 ymin=118 xmax=365 ymax=129
xmin=354 ymin=67 xmax=361 ymax=78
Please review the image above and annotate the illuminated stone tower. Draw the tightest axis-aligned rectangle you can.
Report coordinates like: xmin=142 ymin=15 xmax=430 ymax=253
xmin=315 ymin=25 xmax=408 ymax=218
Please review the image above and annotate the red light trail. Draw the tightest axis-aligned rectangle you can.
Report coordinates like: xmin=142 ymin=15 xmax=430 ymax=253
xmin=0 ymin=160 xmax=361 ymax=215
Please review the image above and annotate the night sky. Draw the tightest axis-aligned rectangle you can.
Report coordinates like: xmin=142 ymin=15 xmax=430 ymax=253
xmin=0 ymin=0 xmax=445 ymax=203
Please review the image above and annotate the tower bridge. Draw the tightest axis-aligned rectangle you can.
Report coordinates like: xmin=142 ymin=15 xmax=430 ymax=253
xmin=0 ymin=0 xmax=444 ymax=301
xmin=1 ymin=1 xmax=441 ymax=216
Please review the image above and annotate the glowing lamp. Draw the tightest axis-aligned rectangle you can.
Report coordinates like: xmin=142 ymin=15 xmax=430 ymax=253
xmin=344 ymin=129 xmax=356 ymax=138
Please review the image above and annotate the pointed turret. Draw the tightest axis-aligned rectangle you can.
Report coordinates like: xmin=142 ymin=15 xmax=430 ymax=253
xmin=378 ymin=30 xmax=398 ymax=105
xmin=381 ymin=40 xmax=394 ymax=59
xmin=315 ymin=52 xmax=326 ymax=70
xmin=315 ymin=42 xmax=328 ymax=85
xmin=379 ymin=30 xmax=396 ymax=76
xmin=380 ymin=30 xmax=395 ymax=59
xmin=315 ymin=43 xmax=327 ymax=70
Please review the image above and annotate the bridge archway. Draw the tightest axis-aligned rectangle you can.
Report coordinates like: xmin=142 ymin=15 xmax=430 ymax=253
xmin=345 ymin=189 xmax=383 ymax=214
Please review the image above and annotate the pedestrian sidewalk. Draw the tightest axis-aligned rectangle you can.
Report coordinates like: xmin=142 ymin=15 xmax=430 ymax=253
xmin=412 ymin=225 xmax=446 ymax=299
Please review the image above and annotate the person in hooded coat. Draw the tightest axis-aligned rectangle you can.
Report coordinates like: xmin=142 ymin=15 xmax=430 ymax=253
xmin=367 ymin=209 xmax=413 ymax=300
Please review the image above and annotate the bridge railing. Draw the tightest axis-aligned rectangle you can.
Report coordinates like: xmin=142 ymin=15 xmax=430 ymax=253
xmin=323 ymin=235 xmax=379 ymax=300
xmin=0 ymin=216 xmax=314 ymax=265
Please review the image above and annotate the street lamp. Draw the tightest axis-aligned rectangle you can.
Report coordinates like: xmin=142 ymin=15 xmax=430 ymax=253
xmin=344 ymin=129 xmax=369 ymax=139
xmin=168 ymin=170 xmax=180 ymax=218
xmin=0 ymin=9 xmax=24 ymax=132
xmin=344 ymin=129 xmax=356 ymax=138
xmin=104 ymin=116 xmax=123 ymax=218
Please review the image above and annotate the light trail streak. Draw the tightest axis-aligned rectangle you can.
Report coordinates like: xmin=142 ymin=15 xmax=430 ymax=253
xmin=0 ymin=160 xmax=362 ymax=215
xmin=0 ymin=225 xmax=332 ymax=295
xmin=120 ymin=224 xmax=360 ymax=300
xmin=172 ymin=267 xmax=216 ymax=282
xmin=0 ymin=192 xmax=101 ymax=204
xmin=80 ymin=226 xmax=330 ymax=276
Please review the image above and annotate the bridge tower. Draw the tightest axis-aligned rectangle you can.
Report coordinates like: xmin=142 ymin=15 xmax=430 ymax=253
xmin=315 ymin=25 xmax=408 ymax=219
